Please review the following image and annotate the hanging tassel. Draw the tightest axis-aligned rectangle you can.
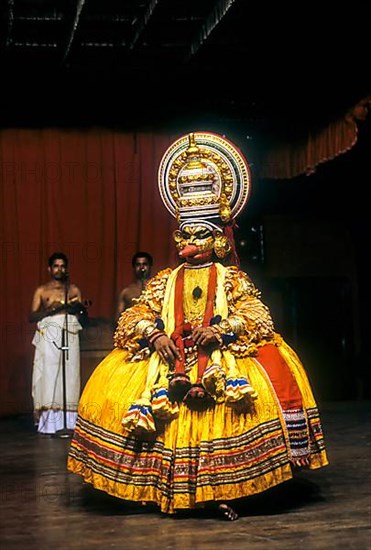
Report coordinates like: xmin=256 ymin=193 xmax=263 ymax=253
xmin=122 ymin=392 xmax=156 ymax=435
xmin=151 ymin=387 xmax=180 ymax=420
xmin=224 ymin=350 xmax=258 ymax=404
xmin=151 ymin=362 xmax=179 ymax=420
xmin=183 ymin=384 xmax=215 ymax=411
xmin=291 ymin=457 xmax=310 ymax=469
xmin=202 ymin=351 xmax=226 ymax=403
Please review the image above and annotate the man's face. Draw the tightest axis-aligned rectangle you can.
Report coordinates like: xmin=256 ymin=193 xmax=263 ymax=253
xmin=49 ymin=259 xmax=67 ymax=281
xmin=134 ymin=257 xmax=151 ymax=281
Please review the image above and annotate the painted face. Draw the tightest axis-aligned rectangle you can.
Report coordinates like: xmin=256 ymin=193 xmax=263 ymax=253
xmin=134 ymin=257 xmax=151 ymax=281
xmin=173 ymin=225 xmax=215 ymax=264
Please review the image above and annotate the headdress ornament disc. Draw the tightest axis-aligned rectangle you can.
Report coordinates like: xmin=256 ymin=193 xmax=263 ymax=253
xmin=158 ymin=132 xmax=251 ymax=229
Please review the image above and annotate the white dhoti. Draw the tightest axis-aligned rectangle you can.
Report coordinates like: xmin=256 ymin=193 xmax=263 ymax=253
xmin=32 ymin=314 xmax=82 ymax=434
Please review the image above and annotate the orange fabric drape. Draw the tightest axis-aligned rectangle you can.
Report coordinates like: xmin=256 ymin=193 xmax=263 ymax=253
xmin=0 ymin=128 xmax=178 ymax=416
xmin=260 ymin=97 xmax=371 ymax=179
xmin=257 ymin=344 xmax=303 ymax=409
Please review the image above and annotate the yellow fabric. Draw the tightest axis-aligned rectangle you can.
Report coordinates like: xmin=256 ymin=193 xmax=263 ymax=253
xmin=183 ymin=266 xmax=211 ymax=324
xmin=160 ymin=264 xmax=183 ymax=336
xmin=68 ymin=264 xmax=328 ymax=514
xmin=69 ymin=343 xmax=327 ymax=513
xmin=214 ymin=263 xmax=228 ymax=316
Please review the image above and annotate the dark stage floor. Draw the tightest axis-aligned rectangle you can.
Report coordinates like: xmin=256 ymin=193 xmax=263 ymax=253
xmin=1 ymin=401 xmax=370 ymax=549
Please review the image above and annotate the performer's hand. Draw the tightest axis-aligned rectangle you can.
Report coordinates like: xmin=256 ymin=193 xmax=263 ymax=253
xmin=154 ymin=335 xmax=182 ymax=364
xmin=191 ymin=326 xmax=218 ymax=347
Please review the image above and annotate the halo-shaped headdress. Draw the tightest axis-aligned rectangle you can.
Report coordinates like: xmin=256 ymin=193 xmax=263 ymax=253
xmin=158 ymin=132 xmax=251 ymax=232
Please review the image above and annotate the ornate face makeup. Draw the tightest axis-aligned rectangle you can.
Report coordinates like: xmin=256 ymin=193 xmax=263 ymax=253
xmin=173 ymin=225 xmax=214 ymax=264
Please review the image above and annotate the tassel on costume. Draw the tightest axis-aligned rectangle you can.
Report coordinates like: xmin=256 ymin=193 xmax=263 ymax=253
xmin=168 ymin=373 xmax=192 ymax=402
xmin=151 ymin=387 xmax=180 ymax=419
xmin=151 ymin=362 xmax=179 ymax=420
xmin=224 ymin=350 xmax=258 ymax=404
xmin=121 ymin=393 xmax=156 ymax=435
xmin=183 ymin=384 xmax=215 ymax=411
xmin=202 ymin=351 xmax=226 ymax=403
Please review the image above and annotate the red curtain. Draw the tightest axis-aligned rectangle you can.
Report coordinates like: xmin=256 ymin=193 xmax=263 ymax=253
xmin=259 ymin=96 xmax=371 ymax=179
xmin=0 ymin=128 xmax=178 ymax=416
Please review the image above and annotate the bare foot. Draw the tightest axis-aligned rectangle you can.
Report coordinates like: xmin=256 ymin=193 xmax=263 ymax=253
xmin=218 ymin=503 xmax=238 ymax=521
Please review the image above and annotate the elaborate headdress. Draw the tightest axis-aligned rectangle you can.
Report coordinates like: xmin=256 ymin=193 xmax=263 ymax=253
xmin=158 ymin=131 xmax=251 ymax=264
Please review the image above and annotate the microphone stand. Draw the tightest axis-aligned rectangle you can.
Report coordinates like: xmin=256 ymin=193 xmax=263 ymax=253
xmin=140 ymin=269 xmax=148 ymax=293
xmin=55 ymin=272 xmax=73 ymax=439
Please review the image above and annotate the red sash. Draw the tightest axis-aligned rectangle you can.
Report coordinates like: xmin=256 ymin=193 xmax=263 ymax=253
xmin=171 ymin=264 xmax=217 ymax=383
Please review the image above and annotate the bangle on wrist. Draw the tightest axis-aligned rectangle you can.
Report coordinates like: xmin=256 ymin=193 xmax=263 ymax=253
xmin=228 ymin=316 xmax=244 ymax=335
xmin=209 ymin=325 xmax=223 ymax=345
xmin=219 ymin=319 xmax=233 ymax=333
xmin=148 ymin=331 xmax=165 ymax=346
xmin=135 ymin=319 xmax=154 ymax=337
xmin=143 ymin=324 xmax=158 ymax=339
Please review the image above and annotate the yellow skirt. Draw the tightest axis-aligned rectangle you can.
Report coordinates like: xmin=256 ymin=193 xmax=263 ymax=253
xmin=68 ymin=343 xmax=328 ymax=514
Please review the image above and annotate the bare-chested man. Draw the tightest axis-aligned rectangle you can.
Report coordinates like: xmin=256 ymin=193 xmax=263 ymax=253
xmin=29 ymin=252 xmax=84 ymax=435
xmin=30 ymin=253 xmax=82 ymax=323
xmin=117 ymin=251 xmax=153 ymax=316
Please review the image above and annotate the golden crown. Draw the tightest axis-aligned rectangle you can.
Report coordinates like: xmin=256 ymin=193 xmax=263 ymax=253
xmin=158 ymin=132 xmax=251 ymax=231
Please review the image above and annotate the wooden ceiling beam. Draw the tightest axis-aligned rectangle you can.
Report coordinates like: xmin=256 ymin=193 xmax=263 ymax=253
xmin=185 ymin=0 xmax=235 ymax=61
xmin=62 ymin=0 xmax=86 ymax=64
xmin=128 ymin=0 xmax=159 ymax=51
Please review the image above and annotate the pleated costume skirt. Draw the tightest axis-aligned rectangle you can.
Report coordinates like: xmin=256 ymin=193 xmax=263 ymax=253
xmin=67 ymin=338 xmax=328 ymax=514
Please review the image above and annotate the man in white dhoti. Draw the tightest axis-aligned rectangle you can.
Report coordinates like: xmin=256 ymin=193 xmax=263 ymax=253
xmin=29 ymin=252 xmax=85 ymax=435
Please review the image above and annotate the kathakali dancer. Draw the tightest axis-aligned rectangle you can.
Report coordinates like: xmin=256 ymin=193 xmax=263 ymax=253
xmin=67 ymin=132 xmax=328 ymax=520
